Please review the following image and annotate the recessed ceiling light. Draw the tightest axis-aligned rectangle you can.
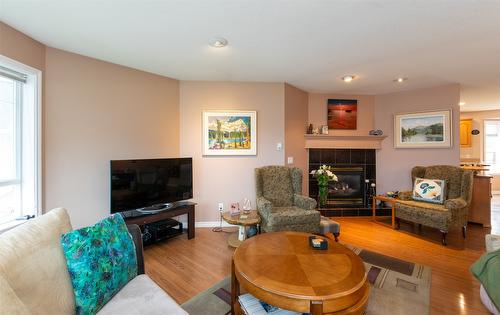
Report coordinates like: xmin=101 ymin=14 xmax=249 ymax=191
xmin=209 ymin=37 xmax=228 ymax=48
xmin=342 ymin=75 xmax=355 ymax=83
xmin=394 ymin=77 xmax=408 ymax=83
xmin=459 ymin=102 xmax=466 ymax=106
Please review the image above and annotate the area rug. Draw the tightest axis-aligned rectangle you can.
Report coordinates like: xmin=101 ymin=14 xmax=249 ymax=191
xmin=181 ymin=245 xmax=431 ymax=315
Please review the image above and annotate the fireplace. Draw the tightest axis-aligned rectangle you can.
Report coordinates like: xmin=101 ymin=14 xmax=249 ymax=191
xmin=309 ymin=148 xmax=382 ymax=216
xmin=327 ymin=167 xmax=364 ymax=207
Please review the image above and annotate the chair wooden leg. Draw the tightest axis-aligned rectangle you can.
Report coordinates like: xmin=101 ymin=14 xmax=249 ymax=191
xmin=333 ymin=233 xmax=339 ymax=242
xmin=462 ymin=225 xmax=467 ymax=239
xmin=324 ymin=232 xmax=339 ymax=242
xmin=395 ymin=218 xmax=400 ymax=230
xmin=440 ymin=230 xmax=448 ymax=246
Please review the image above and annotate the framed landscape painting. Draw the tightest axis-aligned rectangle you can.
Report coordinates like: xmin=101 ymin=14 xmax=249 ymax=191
xmin=202 ymin=111 xmax=257 ymax=156
xmin=327 ymin=99 xmax=357 ymax=129
xmin=394 ymin=110 xmax=452 ymax=148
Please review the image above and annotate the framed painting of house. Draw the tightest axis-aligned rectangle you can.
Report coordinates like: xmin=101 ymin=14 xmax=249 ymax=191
xmin=202 ymin=111 xmax=257 ymax=156
xmin=394 ymin=110 xmax=452 ymax=148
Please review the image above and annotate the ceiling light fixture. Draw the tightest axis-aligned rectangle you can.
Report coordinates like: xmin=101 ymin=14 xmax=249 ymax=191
xmin=342 ymin=75 xmax=355 ymax=83
xmin=209 ymin=37 xmax=228 ymax=48
xmin=459 ymin=102 xmax=466 ymax=106
xmin=394 ymin=77 xmax=408 ymax=83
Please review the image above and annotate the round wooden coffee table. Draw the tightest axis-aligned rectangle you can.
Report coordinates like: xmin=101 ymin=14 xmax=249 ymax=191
xmin=231 ymin=231 xmax=369 ymax=315
xmin=221 ymin=210 xmax=261 ymax=248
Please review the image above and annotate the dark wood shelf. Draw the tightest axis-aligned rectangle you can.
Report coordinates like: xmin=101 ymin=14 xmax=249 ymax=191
xmin=123 ymin=202 xmax=196 ymax=240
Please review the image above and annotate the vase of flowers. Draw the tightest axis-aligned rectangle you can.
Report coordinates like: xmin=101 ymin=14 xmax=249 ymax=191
xmin=310 ymin=165 xmax=338 ymax=207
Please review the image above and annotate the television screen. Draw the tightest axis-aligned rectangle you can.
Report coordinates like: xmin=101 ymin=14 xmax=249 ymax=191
xmin=110 ymin=158 xmax=193 ymax=213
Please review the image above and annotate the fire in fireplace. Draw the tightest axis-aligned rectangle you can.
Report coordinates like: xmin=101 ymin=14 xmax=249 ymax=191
xmin=326 ymin=167 xmax=365 ymax=207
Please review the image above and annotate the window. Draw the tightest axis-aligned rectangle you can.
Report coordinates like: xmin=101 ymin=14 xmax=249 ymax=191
xmin=484 ymin=120 xmax=500 ymax=174
xmin=0 ymin=58 xmax=41 ymax=225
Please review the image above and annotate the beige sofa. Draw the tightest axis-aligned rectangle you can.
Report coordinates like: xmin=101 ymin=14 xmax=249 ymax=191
xmin=0 ymin=208 xmax=187 ymax=315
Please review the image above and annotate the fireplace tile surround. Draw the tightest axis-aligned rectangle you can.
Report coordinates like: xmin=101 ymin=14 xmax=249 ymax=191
xmin=308 ymin=148 xmax=391 ymax=217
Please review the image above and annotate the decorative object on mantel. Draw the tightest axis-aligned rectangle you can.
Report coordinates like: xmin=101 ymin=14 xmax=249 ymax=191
xmin=321 ymin=125 xmax=329 ymax=135
xmin=307 ymin=123 xmax=313 ymax=134
xmin=312 ymin=127 xmax=320 ymax=134
xmin=202 ymin=110 xmax=257 ymax=156
xmin=394 ymin=110 xmax=452 ymax=148
xmin=369 ymin=129 xmax=383 ymax=136
xmin=310 ymin=165 xmax=338 ymax=207
xmin=328 ymin=99 xmax=358 ymax=130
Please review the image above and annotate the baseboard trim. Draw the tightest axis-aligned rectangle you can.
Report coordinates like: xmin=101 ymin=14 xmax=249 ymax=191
xmin=195 ymin=221 xmax=236 ymax=228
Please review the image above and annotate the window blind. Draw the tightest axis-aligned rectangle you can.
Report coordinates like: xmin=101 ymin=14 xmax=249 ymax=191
xmin=0 ymin=65 xmax=27 ymax=83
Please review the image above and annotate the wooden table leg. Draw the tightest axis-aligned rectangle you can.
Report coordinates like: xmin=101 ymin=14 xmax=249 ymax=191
xmin=310 ymin=301 xmax=323 ymax=315
xmin=231 ymin=259 xmax=239 ymax=315
xmin=187 ymin=206 xmax=195 ymax=239
xmin=238 ymin=225 xmax=246 ymax=241
xmin=391 ymin=202 xmax=396 ymax=229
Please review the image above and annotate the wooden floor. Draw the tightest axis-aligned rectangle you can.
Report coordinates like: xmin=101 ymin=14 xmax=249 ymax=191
xmin=145 ymin=197 xmax=499 ymax=315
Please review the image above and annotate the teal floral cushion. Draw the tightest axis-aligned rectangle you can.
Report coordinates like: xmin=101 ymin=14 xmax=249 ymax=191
xmin=412 ymin=177 xmax=446 ymax=204
xmin=61 ymin=214 xmax=137 ymax=315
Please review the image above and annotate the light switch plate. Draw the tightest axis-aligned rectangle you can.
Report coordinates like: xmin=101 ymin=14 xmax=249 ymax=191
xmin=287 ymin=156 xmax=294 ymax=164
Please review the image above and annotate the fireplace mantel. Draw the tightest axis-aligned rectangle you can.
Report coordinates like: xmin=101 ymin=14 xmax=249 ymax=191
xmin=304 ymin=134 xmax=387 ymax=149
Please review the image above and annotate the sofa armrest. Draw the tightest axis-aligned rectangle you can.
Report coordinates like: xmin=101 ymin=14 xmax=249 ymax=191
xmin=127 ymin=224 xmax=145 ymax=275
xmin=294 ymin=194 xmax=317 ymax=210
xmin=444 ymin=197 xmax=467 ymax=210
xmin=398 ymin=191 xmax=413 ymax=201
xmin=257 ymin=196 xmax=273 ymax=218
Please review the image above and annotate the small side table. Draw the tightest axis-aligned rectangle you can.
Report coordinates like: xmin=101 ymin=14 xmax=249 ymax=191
xmin=222 ymin=210 xmax=261 ymax=248
xmin=372 ymin=195 xmax=398 ymax=229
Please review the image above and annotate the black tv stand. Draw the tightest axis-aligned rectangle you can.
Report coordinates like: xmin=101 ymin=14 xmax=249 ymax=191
xmin=122 ymin=201 xmax=196 ymax=240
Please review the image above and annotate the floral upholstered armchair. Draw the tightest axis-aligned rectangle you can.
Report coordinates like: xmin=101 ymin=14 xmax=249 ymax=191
xmin=396 ymin=165 xmax=473 ymax=245
xmin=255 ymin=166 xmax=320 ymax=233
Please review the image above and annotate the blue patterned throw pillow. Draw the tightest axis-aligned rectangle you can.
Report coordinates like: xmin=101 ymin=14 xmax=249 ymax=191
xmin=412 ymin=177 xmax=447 ymax=204
xmin=61 ymin=214 xmax=137 ymax=315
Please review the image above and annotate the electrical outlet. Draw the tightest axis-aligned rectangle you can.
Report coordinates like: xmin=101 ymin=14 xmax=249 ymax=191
xmin=218 ymin=203 xmax=224 ymax=212
xmin=287 ymin=156 xmax=294 ymax=164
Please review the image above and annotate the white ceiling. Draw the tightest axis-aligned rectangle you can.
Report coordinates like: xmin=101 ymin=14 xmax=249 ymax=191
xmin=1 ymin=0 xmax=500 ymax=111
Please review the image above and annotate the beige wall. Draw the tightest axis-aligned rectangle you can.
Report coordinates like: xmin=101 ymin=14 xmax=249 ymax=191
xmin=308 ymin=93 xmax=375 ymax=135
xmin=0 ymin=22 xmax=45 ymax=71
xmin=460 ymin=110 xmax=500 ymax=192
xmin=44 ymin=47 xmax=180 ymax=228
xmin=284 ymin=83 xmax=309 ymax=193
xmin=180 ymin=81 xmax=285 ymax=222
xmin=374 ymin=84 xmax=461 ymax=193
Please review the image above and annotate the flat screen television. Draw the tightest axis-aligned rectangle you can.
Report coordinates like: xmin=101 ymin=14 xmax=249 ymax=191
xmin=110 ymin=157 xmax=193 ymax=214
